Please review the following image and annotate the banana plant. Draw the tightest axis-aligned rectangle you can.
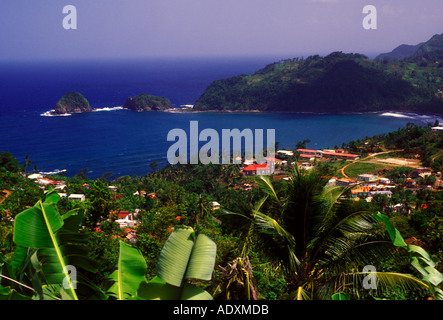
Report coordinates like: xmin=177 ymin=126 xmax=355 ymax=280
xmin=136 ymin=226 xmax=217 ymax=300
xmin=107 ymin=241 xmax=148 ymax=300
xmin=10 ymin=189 xmax=104 ymax=300
xmin=373 ymin=212 xmax=443 ymax=300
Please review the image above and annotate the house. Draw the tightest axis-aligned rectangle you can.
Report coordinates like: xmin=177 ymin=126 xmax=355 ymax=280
xmin=321 ymin=151 xmax=360 ymax=160
xmin=299 ymin=162 xmax=314 ymax=170
xmin=115 ymin=212 xmax=139 ymax=228
xmin=243 ymin=163 xmax=272 ymax=176
xmin=277 ymin=150 xmax=294 ymax=157
xmin=265 ymin=157 xmax=283 ymax=165
xmin=411 ymin=168 xmax=432 ymax=179
xmin=335 ymin=178 xmax=358 ymax=187
xmin=68 ymin=194 xmax=86 ymax=201
xmin=350 ymin=186 xmax=372 ymax=198
xmin=379 ymin=178 xmax=391 ymax=185
xmin=124 ymin=229 xmax=138 ymax=243
xmin=357 ymin=174 xmax=379 ymax=183
xmin=210 ymin=201 xmax=221 ymax=210
xmin=369 ymin=190 xmax=393 ymax=198
xmin=297 ymin=149 xmax=323 ymax=157
xmin=299 ymin=154 xmax=315 ymax=162
xmin=27 ymin=173 xmax=43 ymax=180
xmin=431 ymin=126 xmax=443 ymax=132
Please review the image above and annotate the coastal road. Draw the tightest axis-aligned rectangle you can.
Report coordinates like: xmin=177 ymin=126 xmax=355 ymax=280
xmin=0 ymin=190 xmax=12 ymax=205
xmin=340 ymin=150 xmax=405 ymax=179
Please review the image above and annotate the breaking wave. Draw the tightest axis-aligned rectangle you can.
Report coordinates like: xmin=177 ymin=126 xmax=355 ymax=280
xmin=379 ymin=112 xmax=414 ymax=119
xmin=39 ymin=169 xmax=67 ymax=175
xmin=40 ymin=106 xmax=125 ymax=117
xmin=92 ymin=106 xmax=125 ymax=112
xmin=40 ymin=110 xmax=72 ymax=117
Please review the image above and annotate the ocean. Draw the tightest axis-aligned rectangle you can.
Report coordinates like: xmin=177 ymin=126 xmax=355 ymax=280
xmin=0 ymin=57 xmax=441 ymax=179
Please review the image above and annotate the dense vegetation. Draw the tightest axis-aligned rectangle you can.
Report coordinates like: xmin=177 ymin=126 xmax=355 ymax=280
xmin=123 ymin=93 xmax=171 ymax=111
xmin=55 ymin=92 xmax=92 ymax=114
xmin=194 ymin=34 xmax=443 ymax=115
xmin=1 ymin=123 xmax=443 ymax=300
xmin=377 ymin=33 xmax=443 ymax=64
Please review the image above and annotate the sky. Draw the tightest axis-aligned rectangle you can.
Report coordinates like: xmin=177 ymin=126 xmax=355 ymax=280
xmin=0 ymin=0 xmax=442 ymax=61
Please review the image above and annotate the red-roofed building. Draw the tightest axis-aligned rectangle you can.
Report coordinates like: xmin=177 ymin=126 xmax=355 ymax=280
xmin=322 ymin=151 xmax=360 ymax=160
xmin=297 ymin=149 xmax=323 ymax=157
xmin=117 ymin=211 xmax=131 ymax=219
xmin=299 ymin=154 xmax=315 ymax=161
xmin=243 ymin=163 xmax=272 ymax=176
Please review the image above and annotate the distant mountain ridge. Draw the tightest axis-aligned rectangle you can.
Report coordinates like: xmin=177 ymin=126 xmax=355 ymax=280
xmin=375 ymin=43 xmax=424 ymax=62
xmin=193 ymin=34 xmax=443 ymax=115
xmin=376 ymin=33 xmax=443 ymax=63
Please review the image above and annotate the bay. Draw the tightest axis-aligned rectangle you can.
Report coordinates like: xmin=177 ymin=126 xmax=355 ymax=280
xmin=0 ymin=58 xmax=441 ymax=179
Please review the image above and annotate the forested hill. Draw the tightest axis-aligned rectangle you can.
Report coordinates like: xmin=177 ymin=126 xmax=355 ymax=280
xmin=376 ymin=33 xmax=443 ymax=63
xmin=194 ymin=37 xmax=443 ymax=115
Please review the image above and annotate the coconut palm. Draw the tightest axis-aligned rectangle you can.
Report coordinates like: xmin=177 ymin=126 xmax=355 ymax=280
xmin=249 ymin=165 xmax=430 ymax=300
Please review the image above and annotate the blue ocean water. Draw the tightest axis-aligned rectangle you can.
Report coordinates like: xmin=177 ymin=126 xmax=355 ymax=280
xmin=0 ymin=57 xmax=441 ymax=179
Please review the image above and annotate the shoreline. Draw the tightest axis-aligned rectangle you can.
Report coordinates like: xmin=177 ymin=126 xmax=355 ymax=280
xmin=39 ymin=105 xmax=443 ymax=120
xmin=161 ymin=108 xmax=443 ymax=119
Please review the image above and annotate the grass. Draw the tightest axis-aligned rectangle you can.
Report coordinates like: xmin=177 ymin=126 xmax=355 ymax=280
xmin=343 ymin=162 xmax=388 ymax=179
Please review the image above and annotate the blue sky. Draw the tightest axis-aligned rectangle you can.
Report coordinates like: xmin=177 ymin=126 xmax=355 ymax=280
xmin=0 ymin=0 xmax=442 ymax=61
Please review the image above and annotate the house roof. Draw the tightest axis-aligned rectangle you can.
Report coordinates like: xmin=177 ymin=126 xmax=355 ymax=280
xmin=297 ymin=149 xmax=319 ymax=153
xmin=118 ymin=211 xmax=131 ymax=218
xmin=322 ymin=151 xmax=359 ymax=158
xmin=351 ymin=187 xmax=372 ymax=194
xmin=243 ymin=163 xmax=270 ymax=171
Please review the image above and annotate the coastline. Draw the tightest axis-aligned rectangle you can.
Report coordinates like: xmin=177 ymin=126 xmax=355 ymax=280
xmin=161 ymin=107 xmax=443 ymax=120
xmin=40 ymin=104 xmax=443 ymax=121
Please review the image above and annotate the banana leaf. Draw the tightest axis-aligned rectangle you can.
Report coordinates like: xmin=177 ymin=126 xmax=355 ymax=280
xmin=331 ymin=292 xmax=349 ymax=300
xmin=156 ymin=226 xmax=216 ymax=287
xmin=373 ymin=212 xmax=443 ymax=299
xmin=12 ymin=190 xmax=103 ymax=300
xmin=107 ymin=241 xmax=147 ymax=300
xmin=137 ymin=276 xmax=212 ymax=300
xmin=137 ymin=227 xmax=216 ymax=300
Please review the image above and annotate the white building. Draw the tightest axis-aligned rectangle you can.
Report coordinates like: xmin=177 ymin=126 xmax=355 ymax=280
xmin=357 ymin=174 xmax=379 ymax=182
xmin=68 ymin=194 xmax=86 ymax=202
xmin=210 ymin=201 xmax=221 ymax=210
xmin=277 ymin=150 xmax=294 ymax=157
xmin=115 ymin=213 xmax=139 ymax=228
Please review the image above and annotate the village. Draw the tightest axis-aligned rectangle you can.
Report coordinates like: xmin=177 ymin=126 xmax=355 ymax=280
xmin=18 ymin=134 xmax=441 ymax=247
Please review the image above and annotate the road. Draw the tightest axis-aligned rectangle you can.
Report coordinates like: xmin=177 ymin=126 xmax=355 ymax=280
xmin=340 ymin=150 xmax=405 ymax=179
xmin=0 ymin=190 xmax=12 ymax=205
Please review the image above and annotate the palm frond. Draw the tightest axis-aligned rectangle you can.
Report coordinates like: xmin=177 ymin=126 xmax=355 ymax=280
xmin=256 ymin=175 xmax=282 ymax=209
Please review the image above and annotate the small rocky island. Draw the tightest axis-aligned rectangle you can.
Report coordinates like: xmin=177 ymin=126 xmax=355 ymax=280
xmin=54 ymin=92 xmax=92 ymax=114
xmin=123 ymin=93 xmax=171 ymax=111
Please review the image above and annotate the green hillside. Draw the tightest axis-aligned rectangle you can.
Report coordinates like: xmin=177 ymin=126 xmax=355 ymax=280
xmin=194 ymin=34 xmax=443 ymax=115
xmin=123 ymin=93 xmax=171 ymax=111
xmin=55 ymin=92 xmax=92 ymax=114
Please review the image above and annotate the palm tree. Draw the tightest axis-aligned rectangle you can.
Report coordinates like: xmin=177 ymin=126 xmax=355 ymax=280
xmin=248 ymin=165 xmax=429 ymax=299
